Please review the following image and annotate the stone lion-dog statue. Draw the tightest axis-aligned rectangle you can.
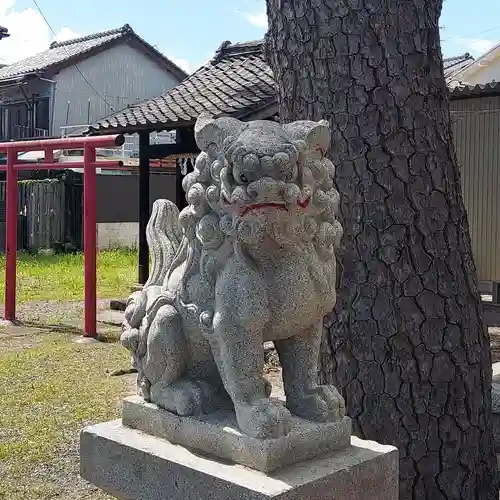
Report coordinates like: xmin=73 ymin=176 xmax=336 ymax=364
xmin=121 ymin=113 xmax=345 ymax=439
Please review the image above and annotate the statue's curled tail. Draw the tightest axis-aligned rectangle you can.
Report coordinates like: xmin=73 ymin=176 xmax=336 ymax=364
xmin=121 ymin=199 xmax=182 ymax=363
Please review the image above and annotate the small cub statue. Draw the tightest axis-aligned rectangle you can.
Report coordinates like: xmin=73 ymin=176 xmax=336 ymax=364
xmin=121 ymin=113 xmax=345 ymax=439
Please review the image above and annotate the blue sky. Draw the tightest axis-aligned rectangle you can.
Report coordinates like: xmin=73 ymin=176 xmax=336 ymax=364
xmin=441 ymin=0 xmax=500 ymax=58
xmin=1 ymin=0 xmax=499 ymax=70
xmin=0 ymin=0 xmax=269 ymax=70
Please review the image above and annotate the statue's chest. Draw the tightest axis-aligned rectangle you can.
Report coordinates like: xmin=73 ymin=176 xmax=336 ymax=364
xmin=261 ymin=253 xmax=336 ymax=336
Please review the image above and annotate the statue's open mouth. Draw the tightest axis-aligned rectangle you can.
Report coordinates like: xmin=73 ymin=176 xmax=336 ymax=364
xmin=240 ymin=197 xmax=310 ymax=217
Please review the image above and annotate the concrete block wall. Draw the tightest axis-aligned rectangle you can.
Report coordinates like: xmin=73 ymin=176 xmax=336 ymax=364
xmin=97 ymin=222 xmax=139 ymax=250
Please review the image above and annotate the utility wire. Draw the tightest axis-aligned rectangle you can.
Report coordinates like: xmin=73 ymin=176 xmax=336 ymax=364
xmin=441 ymin=24 xmax=500 ymax=43
xmin=31 ymin=0 xmax=115 ymax=112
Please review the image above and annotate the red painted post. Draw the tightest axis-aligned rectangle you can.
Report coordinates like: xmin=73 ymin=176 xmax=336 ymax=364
xmin=4 ymin=148 xmax=17 ymax=322
xmin=0 ymin=134 xmax=124 ymax=329
xmin=83 ymin=144 xmax=97 ymax=337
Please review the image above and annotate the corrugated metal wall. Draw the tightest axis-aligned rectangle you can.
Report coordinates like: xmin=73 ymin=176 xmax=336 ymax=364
xmin=52 ymin=42 xmax=181 ymax=135
xmin=450 ymin=95 xmax=500 ymax=283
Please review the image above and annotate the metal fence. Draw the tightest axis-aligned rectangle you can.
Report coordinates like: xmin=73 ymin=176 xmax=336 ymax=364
xmin=13 ymin=125 xmax=49 ymax=139
xmin=450 ymin=95 xmax=500 ymax=284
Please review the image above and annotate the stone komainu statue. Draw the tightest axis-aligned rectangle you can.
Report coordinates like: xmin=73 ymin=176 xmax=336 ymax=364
xmin=121 ymin=113 xmax=345 ymax=439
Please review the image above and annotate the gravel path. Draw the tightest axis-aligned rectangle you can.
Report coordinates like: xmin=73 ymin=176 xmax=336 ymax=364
xmin=5 ymin=299 xmax=112 ymax=327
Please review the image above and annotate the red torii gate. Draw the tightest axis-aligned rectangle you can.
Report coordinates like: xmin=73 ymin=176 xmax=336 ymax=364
xmin=0 ymin=134 xmax=125 ymax=338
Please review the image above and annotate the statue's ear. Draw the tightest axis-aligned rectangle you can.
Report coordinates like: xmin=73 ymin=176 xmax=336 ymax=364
xmin=283 ymin=119 xmax=330 ymax=157
xmin=195 ymin=112 xmax=245 ymax=152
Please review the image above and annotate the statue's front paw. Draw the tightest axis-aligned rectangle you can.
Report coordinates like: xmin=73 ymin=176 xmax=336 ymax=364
xmin=235 ymin=399 xmax=291 ymax=439
xmin=287 ymin=385 xmax=345 ymax=422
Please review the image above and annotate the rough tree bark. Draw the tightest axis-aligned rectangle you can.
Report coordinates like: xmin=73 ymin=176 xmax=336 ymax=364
xmin=265 ymin=1 xmax=497 ymax=499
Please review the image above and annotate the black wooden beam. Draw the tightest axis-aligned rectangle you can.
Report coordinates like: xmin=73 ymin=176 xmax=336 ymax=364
xmin=148 ymin=142 xmax=199 ymax=159
xmin=138 ymin=131 xmax=150 ymax=285
xmin=174 ymin=128 xmax=196 ymax=211
xmin=148 ymin=126 xmax=198 ymax=159
xmin=175 ymin=159 xmax=184 ymax=209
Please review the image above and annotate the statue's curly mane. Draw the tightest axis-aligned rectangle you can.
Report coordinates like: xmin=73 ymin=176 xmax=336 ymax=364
xmin=170 ymin=119 xmax=343 ymax=334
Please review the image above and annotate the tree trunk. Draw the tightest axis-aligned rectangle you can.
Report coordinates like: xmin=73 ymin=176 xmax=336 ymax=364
xmin=264 ymin=1 xmax=497 ymax=499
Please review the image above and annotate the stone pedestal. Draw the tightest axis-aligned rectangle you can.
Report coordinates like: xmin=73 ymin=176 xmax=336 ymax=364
xmin=122 ymin=395 xmax=352 ymax=472
xmin=80 ymin=419 xmax=398 ymax=500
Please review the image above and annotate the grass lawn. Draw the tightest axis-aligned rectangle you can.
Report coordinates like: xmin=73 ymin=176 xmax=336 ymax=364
xmin=0 ymin=249 xmax=138 ymax=498
xmin=0 ymin=249 xmax=137 ymax=303
xmin=0 ymin=331 xmax=132 ymax=499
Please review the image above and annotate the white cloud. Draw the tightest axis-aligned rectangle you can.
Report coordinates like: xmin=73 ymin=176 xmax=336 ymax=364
xmin=453 ymin=38 xmax=499 ymax=57
xmin=171 ymin=57 xmax=191 ymax=74
xmin=245 ymin=11 xmax=268 ymax=29
xmin=55 ymin=26 xmax=80 ymax=43
xmin=0 ymin=0 xmax=79 ymax=65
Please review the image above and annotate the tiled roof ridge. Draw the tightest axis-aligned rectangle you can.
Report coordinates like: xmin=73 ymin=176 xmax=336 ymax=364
xmin=211 ymin=39 xmax=264 ymax=64
xmin=50 ymin=24 xmax=132 ymax=49
xmin=444 ymin=52 xmax=472 ymax=63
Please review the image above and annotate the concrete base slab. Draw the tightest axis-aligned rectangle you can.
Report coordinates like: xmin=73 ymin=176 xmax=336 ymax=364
xmin=122 ymin=395 xmax=351 ymax=472
xmin=75 ymin=336 xmax=101 ymax=344
xmin=80 ymin=420 xmax=398 ymax=500
xmin=0 ymin=318 xmax=20 ymax=327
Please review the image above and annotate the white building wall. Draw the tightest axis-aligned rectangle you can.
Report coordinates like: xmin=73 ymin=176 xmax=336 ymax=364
xmin=454 ymin=49 xmax=500 ymax=85
xmin=52 ymin=42 xmax=180 ymax=135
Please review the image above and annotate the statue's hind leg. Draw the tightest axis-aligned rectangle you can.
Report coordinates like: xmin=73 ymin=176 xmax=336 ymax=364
xmin=274 ymin=321 xmax=346 ymax=422
xmin=143 ymin=304 xmax=192 ymax=412
xmin=143 ymin=305 xmax=186 ymax=385
xmin=144 ymin=304 xmax=229 ymax=416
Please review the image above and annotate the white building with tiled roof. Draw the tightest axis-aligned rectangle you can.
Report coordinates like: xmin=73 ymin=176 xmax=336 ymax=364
xmin=443 ymin=53 xmax=474 ymax=86
xmin=446 ymin=44 xmax=500 ymax=87
xmin=0 ymin=24 xmax=187 ymax=141
xmin=87 ymin=40 xmax=276 ymax=135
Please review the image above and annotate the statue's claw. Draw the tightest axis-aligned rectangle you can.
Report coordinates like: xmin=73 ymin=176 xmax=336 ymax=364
xmin=151 ymin=379 xmax=205 ymax=416
xmin=151 ymin=379 xmax=230 ymax=416
xmin=234 ymin=398 xmax=291 ymax=439
xmin=287 ymin=384 xmax=345 ymax=422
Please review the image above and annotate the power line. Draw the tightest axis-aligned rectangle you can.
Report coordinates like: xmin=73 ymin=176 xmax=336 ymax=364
xmin=31 ymin=0 xmax=115 ymax=113
xmin=469 ymin=25 xmax=500 ymax=38
xmin=441 ymin=24 xmax=500 ymax=43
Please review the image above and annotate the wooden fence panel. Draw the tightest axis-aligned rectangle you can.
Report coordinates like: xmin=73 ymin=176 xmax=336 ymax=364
xmin=0 ymin=179 xmax=67 ymax=252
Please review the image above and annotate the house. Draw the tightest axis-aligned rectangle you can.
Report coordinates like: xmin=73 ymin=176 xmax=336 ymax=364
xmin=0 ymin=24 xmax=187 ymax=142
xmin=447 ymin=44 xmax=500 ymax=86
xmin=89 ymin=40 xmax=277 ymax=135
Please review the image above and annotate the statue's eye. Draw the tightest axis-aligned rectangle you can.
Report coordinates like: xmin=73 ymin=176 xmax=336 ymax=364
xmin=239 ymin=173 xmax=248 ymax=183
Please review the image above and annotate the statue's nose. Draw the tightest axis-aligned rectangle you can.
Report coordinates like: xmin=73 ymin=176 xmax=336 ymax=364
xmin=247 ymin=177 xmax=279 ymax=199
